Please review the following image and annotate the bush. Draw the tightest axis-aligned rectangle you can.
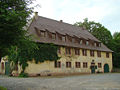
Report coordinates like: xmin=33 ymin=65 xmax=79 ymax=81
xmin=0 ymin=86 xmax=7 ymax=90
xmin=18 ymin=72 xmax=28 ymax=78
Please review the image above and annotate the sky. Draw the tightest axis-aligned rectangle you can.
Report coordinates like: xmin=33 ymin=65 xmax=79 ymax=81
xmin=33 ymin=0 xmax=120 ymax=35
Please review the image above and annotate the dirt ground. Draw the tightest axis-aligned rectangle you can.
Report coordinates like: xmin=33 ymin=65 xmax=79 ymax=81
xmin=0 ymin=73 xmax=120 ymax=90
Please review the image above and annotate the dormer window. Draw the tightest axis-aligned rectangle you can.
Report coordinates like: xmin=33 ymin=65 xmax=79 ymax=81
xmin=99 ymin=43 xmax=101 ymax=47
xmin=52 ymin=33 xmax=56 ymax=40
xmin=67 ymin=35 xmax=72 ymax=42
xmin=86 ymin=41 xmax=89 ymax=46
xmin=40 ymin=31 xmax=45 ymax=37
xmin=62 ymin=36 xmax=66 ymax=42
xmin=94 ymin=42 xmax=97 ymax=47
xmin=80 ymin=40 xmax=83 ymax=45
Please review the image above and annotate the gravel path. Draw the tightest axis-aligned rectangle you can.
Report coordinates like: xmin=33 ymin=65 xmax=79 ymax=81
xmin=0 ymin=73 xmax=120 ymax=90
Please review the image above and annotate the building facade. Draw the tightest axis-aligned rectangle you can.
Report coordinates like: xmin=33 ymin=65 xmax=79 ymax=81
xmin=22 ymin=12 xmax=113 ymax=75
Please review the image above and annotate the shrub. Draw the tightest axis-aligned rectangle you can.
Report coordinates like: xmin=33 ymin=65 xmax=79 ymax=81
xmin=0 ymin=86 xmax=7 ymax=90
xmin=18 ymin=72 xmax=28 ymax=78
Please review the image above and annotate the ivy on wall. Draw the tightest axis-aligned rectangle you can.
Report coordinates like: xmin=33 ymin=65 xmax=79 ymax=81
xmin=8 ymin=43 xmax=59 ymax=73
xmin=34 ymin=43 xmax=60 ymax=63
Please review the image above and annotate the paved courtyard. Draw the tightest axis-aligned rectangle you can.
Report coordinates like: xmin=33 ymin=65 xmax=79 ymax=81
xmin=0 ymin=73 xmax=120 ymax=90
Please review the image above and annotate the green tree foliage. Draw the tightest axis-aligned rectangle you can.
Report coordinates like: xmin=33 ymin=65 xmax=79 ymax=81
xmin=0 ymin=0 xmax=59 ymax=73
xmin=8 ymin=43 xmax=59 ymax=73
xmin=0 ymin=0 xmax=32 ymax=60
xmin=109 ymin=32 xmax=120 ymax=68
xmin=74 ymin=18 xmax=112 ymax=46
xmin=33 ymin=43 xmax=59 ymax=63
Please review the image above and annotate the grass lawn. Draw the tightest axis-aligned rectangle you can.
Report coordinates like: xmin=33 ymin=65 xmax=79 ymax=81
xmin=0 ymin=86 xmax=7 ymax=90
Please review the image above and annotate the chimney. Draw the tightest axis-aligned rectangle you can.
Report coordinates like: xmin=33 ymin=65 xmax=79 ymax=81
xmin=34 ymin=12 xmax=38 ymax=19
xmin=60 ymin=20 xmax=63 ymax=22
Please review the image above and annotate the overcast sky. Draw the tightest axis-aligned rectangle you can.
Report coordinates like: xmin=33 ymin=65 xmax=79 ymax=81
xmin=33 ymin=0 xmax=120 ymax=35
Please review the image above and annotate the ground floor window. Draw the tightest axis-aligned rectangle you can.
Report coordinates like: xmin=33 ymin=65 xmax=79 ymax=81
xmin=75 ymin=62 xmax=81 ymax=68
xmin=83 ymin=62 xmax=88 ymax=68
xmin=98 ymin=63 xmax=102 ymax=68
xmin=1 ymin=62 xmax=4 ymax=70
xmin=66 ymin=62 xmax=71 ymax=68
xmin=54 ymin=61 xmax=61 ymax=68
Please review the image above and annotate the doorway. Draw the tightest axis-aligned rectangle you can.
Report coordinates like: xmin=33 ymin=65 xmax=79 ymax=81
xmin=104 ymin=64 xmax=109 ymax=73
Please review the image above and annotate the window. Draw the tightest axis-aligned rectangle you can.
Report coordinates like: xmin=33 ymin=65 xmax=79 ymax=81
xmin=97 ymin=51 xmax=101 ymax=57
xmin=98 ymin=63 xmax=102 ymax=68
xmin=52 ymin=33 xmax=56 ymax=40
xmin=99 ymin=43 xmax=101 ymax=47
xmin=54 ymin=61 xmax=61 ymax=68
xmin=62 ymin=36 xmax=66 ymax=42
xmin=106 ymin=52 xmax=109 ymax=58
xmin=74 ymin=38 xmax=79 ymax=44
xmin=75 ymin=62 xmax=81 ymax=68
xmin=66 ymin=48 xmax=71 ymax=55
xmin=80 ymin=40 xmax=83 ymax=44
xmin=1 ymin=62 xmax=4 ymax=70
xmin=75 ymin=49 xmax=80 ymax=55
xmin=83 ymin=62 xmax=88 ymax=68
xmin=96 ymin=43 xmax=101 ymax=47
xmin=82 ymin=49 xmax=87 ymax=56
xmin=35 ymin=29 xmax=41 ymax=36
xmin=67 ymin=36 xmax=72 ymax=42
xmin=40 ymin=31 xmax=46 ymax=37
xmin=86 ymin=41 xmax=89 ymax=46
xmin=94 ymin=42 xmax=97 ymax=47
xmin=57 ymin=47 xmax=61 ymax=54
xmin=66 ymin=62 xmax=71 ymax=68
xmin=90 ymin=50 xmax=94 ymax=57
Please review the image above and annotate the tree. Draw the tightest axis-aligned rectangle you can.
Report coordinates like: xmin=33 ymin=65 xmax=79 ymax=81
xmin=74 ymin=18 xmax=112 ymax=46
xmin=109 ymin=32 xmax=120 ymax=68
xmin=0 ymin=0 xmax=59 ymax=74
xmin=0 ymin=0 xmax=32 ymax=61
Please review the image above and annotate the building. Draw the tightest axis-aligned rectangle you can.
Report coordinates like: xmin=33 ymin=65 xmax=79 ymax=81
xmin=23 ymin=12 xmax=113 ymax=76
xmin=1 ymin=12 xmax=112 ymax=76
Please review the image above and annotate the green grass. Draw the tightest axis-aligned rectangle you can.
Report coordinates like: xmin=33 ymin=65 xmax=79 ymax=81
xmin=0 ymin=86 xmax=7 ymax=90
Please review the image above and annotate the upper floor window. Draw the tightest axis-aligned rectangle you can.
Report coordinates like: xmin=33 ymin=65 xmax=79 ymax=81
xmin=74 ymin=38 xmax=79 ymax=44
xmin=54 ymin=61 xmax=61 ymax=68
xmin=57 ymin=47 xmax=61 ymax=54
xmin=75 ymin=62 xmax=81 ymax=68
xmin=62 ymin=36 xmax=66 ymax=42
xmin=86 ymin=41 xmax=89 ymax=46
xmin=52 ymin=33 xmax=56 ymax=40
xmin=94 ymin=42 xmax=97 ymax=47
xmin=90 ymin=50 xmax=94 ymax=57
xmin=106 ymin=52 xmax=109 ymax=58
xmin=67 ymin=35 xmax=72 ymax=42
xmin=80 ymin=40 xmax=83 ymax=45
xmin=96 ymin=42 xmax=101 ymax=47
xmin=97 ymin=51 xmax=101 ymax=57
xmin=66 ymin=47 xmax=71 ymax=55
xmin=98 ymin=43 xmax=101 ymax=47
xmin=82 ymin=49 xmax=87 ymax=56
xmin=40 ymin=31 xmax=46 ymax=37
xmin=98 ymin=63 xmax=102 ymax=68
xmin=83 ymin=62 xmax=88 ymax=68
xmin=75 ymin=49 xmax=80 ymax=55
xmin=66 ymin=62 xmax=71 ymax=68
